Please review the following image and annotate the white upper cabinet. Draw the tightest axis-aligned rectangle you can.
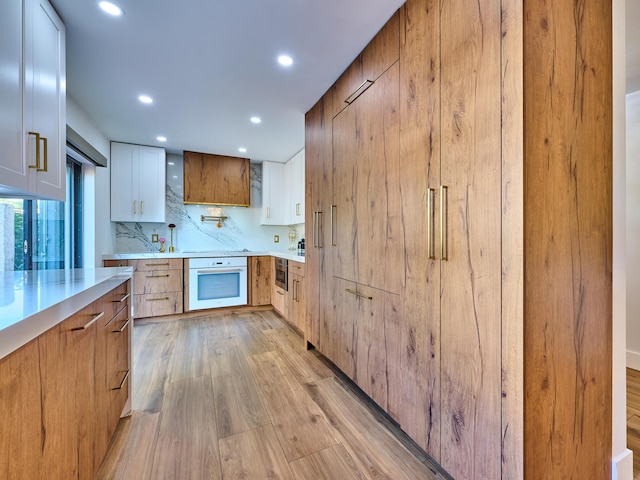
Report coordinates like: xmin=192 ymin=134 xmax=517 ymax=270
xmin=110 ymin=142 xmax=166 ymax=223
xmin=260 ymin=161 xmax=286 ymax=225
xmin=285 ymin=149 xmax=305 ymax=225
xmin=0 ymin=0 xmax=66 ymax=201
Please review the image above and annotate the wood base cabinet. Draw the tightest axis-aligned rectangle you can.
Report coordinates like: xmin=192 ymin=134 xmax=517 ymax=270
xmin=248 ymin=256 xmax=272 ymax=306
xmin=305 ymin=0 xmax=612 ymax=478
xmin=287 ymin=260 xmax=305 ymax=332
xmin=0 ymin=279 xmax=131 ymax=480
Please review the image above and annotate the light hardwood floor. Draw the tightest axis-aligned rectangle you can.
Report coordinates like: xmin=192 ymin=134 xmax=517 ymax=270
xmin=628 ymin=368 xmax=640 ymax=479
xmin=97 ymin=308 xmax=449 ymax=479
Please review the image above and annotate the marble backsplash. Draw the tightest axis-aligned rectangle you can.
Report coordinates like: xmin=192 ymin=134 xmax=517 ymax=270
xmin=115 ymin=154 xmax=304 ymax=254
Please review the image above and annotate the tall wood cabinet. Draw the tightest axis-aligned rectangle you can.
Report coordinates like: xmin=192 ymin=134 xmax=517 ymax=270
xmin=305 ymin=0 xmax=612 ymax=478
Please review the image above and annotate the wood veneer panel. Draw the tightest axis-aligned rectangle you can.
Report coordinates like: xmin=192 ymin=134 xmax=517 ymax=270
xmin=248 ymin=256 xmax=271 ymax=306
xmin=523 ymin=0 xmax=612 ymax=478
xmin=0 ymin=339 xmax=42 ymax=479
xmin=440 ymin=0 xmax=503 ymax=477
xmin=219 ymin=424 xmax=294 ymax=480
xmin=500 ymin=0 xmax=524 ymax=477
xmin=398 ymin=0 xmax=441 ymax=457
xmin=183 ymin=151 xmax=250 ymax=206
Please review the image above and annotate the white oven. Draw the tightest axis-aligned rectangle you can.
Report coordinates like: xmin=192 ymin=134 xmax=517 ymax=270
xmin=187 ymin=257 xmax=247 ymax=310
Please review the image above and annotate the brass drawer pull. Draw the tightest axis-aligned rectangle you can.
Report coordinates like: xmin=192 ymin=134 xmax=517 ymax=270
xmin=113 ymin=319 xmax=130 ymax=333
xmin=71 ymin=311 xmax=104 ymax=331
xmin=112 ymin=370 xmax=130 ymax=390
xmin=145 ymin=274 xmax=170 ymax=278
xmin=345 ymin=288 xmax=372 ymax=300
xmin=115 ymin=292 xmax=131 ymax=303
xmin=345 ymin=79 xmax=375 ymax=105
xmin=144 ymin=262 xmax=170 ymax=267
xmin=146 ymin=296 xmax=169 ymax=301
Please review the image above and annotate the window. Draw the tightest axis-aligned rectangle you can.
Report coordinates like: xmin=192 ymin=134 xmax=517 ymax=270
xmin=0 ymin=156 xmax=84 ymax=271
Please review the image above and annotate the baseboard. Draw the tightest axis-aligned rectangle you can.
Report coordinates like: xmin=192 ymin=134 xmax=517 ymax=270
xmin=612 ymin=449 xmax=633 ymax=480
xmin=627 ymin=350 xmax=640 ymax=370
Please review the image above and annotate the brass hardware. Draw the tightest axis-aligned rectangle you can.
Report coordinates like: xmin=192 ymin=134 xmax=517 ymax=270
xmin=71 ymin=311 xmax=104 ymax=331
xmin=345 ymin=80 xmax=375 ymax=105
xmin=277 ymin=290 xmax=284 ymax=296
xmin=40 ymin=136 xmax=48 ymax=172
xmin=112 ymin=370 xmax=130 ymax=391
xmin=256 ymin=259 xmax=261 ymax=276
xmin=145 ymin=274 xmax=170 ymax=278
xmin=140 ymin=200 xmax=144 ymax=214
xmin=118 ymin=292 xmax=131 ymax=303
xmin=133 ymin=200 xmax=137 ymax=214
xmin=201 ymin=214 xmax=228 ymax=227
xmin=296 ymin=203 xmax=301 ymax=216
xmin=266 ymin=207 xmax=270 ymax=219
xmin=331 ymin=205 xmax=337 ymax=246
xmin=146 ymin=296 xmax=169 ymax=301
xmin=27 ymin=131 xmax=41 ymax=170
xmin=113 ymin=319 xmax=130 ymax=333
xmin=144 ymin=262 xmax=169 ymax=267
xmin=427 ymin=188 xmax=436 ymax=260
xmin=313 ymin=212 xmax=318 ymax=247
xmin=345 ymin=288 xmax=373 ymax=300
xmin=440 ymin=185 xmax=448 ymax=261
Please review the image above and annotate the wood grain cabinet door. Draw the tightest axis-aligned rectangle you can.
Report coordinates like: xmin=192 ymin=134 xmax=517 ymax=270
xmin=249 ymin=256 xmax=272 ymax=306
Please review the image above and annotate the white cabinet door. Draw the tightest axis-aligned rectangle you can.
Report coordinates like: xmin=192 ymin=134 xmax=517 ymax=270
xmin=0 ymin=0 xmax=26 ymax=193
xmin=0 ymin=0 xmax=65 ymax=201
xmin=110 ymin=142 xmax=166 ymax=223
xmin=285 ymin=149 xmax=305 ymax=225
xmin=261 ymin=161 xmax=286 ymax=225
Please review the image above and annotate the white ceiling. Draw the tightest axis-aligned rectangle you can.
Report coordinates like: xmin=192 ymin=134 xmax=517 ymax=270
xmin=50 ymin=0 xmax=404 ymax=162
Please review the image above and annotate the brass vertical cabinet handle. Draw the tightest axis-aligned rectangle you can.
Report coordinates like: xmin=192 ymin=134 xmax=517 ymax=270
xmin=331 ymin=205 xmax=337 ymax=246
xmin=27 ymin=131 xmax=47 ymax=171
xmin=141 ymin=200 xmax=144 ymax=214
xmin=296 ymin=203 xmax=301 ymax=216
xmin=313 ymin=212 xmax=318 ymax=247
xmin=427 ymin=188 xmax=436 ymax=259
xmin=133 ymin=200 xmax=137 ymax=214
xmin=440 ymin=185 xmax=448 ymax=261
xmin=266 ymin=207 xmax=270 ymax=219
xmin=256 ymin=259 xmax=261 ymax=276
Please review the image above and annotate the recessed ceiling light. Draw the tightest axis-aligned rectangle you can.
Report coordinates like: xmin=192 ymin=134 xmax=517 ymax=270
xmin=278 ymin=55 xmax=293 ymax=67
xmin=250 ymin=116 xmax=261 ymax=124
xmin=238 ymin=147 xmax=247 ymax=153
xmin=99 ymin=1 xmax=123 ymax=16
xmin=157 ymin=136 xmax=167 ymax=142
xmin=138 ymin=95 xmax=153 ymax=104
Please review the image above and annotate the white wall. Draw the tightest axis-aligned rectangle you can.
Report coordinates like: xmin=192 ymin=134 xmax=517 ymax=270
xmin=614 ymin=0 xmax=633 ymax=477
xmin=66 ymin=95 xmax=114 ymax=267
xmin=627 ymin=91 xmax=640 ymax=369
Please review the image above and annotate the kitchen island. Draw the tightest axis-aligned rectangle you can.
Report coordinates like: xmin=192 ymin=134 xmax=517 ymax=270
xmin=0 ymin=267 xmax=133 ymax=359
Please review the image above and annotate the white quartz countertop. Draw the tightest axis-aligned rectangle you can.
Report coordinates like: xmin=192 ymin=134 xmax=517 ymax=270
xmin=102 ymin=250 xmax=306 ymax=263
xmin=0 ymin=267 xmax=133 ymax=359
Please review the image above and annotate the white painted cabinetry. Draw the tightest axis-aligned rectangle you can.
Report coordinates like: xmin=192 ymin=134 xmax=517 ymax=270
xmin=0 ymin=0 xmax=66 ymax=201
xmin=110 ymin=142 xmax=166 ymax=223
xmin=285 ymin=149 xmax=305 ymax=225
xmin=260 ymin=161 xmax=286 ymax=225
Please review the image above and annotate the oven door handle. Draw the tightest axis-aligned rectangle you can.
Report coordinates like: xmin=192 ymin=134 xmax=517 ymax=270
xmin=196 ymin=268 xmax=244 ymax=274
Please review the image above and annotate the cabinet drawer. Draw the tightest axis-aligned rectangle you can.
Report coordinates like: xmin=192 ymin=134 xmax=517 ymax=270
xmin=288 ymin=261 xmax=305 ymax=277
xmin=103 ymin=280 xmax=131 ymax=322
xmin=134 ymin=292 xmax=183 ymax=318
xmin=128 ymin=258 xmax=183 ymax=272
xmin=134 ymin=270 xmax=183 ymax=295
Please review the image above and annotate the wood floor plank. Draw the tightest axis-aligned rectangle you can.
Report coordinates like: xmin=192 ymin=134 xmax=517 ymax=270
xmin=219 ymin=424 xmax=294 ymax=480
xmin=289 ymin=444 xmax=366 ymax=480
xmin=306 ymin=377 xmax=442 ymax=480
xmin=166 ymin=317 xmax=210 ymax=382
xmin=95 ymin=412 xmax=160 ymax=480
xmin=209 ymin=341 xmax=270 ymax=438
xmin=263 ymin=326 xmax=334 ymax=384
xmin=150 ymin=376 xmax=222 ymax=479
xmin=247 ymin=350 xmax=339 ymax=461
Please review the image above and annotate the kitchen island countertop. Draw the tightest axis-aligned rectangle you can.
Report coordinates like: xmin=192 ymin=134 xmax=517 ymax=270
xmin=0 ymin=267 xmax=133 ymax=359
